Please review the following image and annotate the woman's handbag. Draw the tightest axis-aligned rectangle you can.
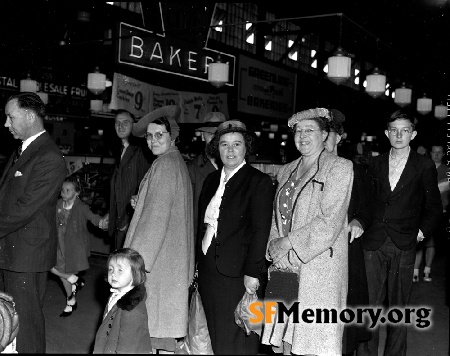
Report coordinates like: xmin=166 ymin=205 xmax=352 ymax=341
xmin=175 ymin=286 xmax=213 ymax=355
xmin=264 ymin=269 xmax=299 ymax=307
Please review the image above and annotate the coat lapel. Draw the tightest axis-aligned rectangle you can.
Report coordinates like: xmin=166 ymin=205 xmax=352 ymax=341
xmin=0 ymin=152 xmax=15 ymax=191
xmin=118 ymin=144 xmax=138 ymax=168
xmin=379 ymin=153 xmax=392 ymax=194
xmin=391 ymin=150 xmax=418 ymax=196
xmin=205 ymin=170 xmax=221 ymax=203
xmin=0 ymin=134 xmax=49 ymax=191
xmin=102 ymin=304 xmax=118 ymax=321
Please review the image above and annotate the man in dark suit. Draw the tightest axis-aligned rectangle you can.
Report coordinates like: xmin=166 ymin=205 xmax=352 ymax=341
xmin=362 ymin=109 xmax=442 ymax=356
xmin=107 ymin=109 xmax=153 ymax=251
xmin=0 ymin=92 xmax=67 ymax=353
xmin=186 ymin=111 xmax=225 ymax=247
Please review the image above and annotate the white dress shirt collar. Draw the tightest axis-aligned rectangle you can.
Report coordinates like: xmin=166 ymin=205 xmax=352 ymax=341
xmin=21 ymin=130 xmax=46 ymax=153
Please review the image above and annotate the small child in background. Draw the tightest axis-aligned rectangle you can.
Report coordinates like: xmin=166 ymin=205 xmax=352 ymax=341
xmin=93 ymin=248 xmax=152 ymax=354
xmin=50 ymin=176 xmax=108 ymax=317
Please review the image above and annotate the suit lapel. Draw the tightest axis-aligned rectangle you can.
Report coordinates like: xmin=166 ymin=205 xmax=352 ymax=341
xmin=0 ymin=134 xmax=49 ymax=191
xmin=14 ymin=133 xmax=49 ymax=172
xmin=391 ymin=150 xmax=418 ymax=196
xmin=205 ymin=171 xmax=221 ymax=203
xmin=225 ymin=163 xmax=250 ymax=187
xmin=119 ymin=144 xmax=137 ymax=168
xmin=0 ymin=151 xmax=15 ymax=190
xmin=379 ymin=153 xmax=392 ymax=194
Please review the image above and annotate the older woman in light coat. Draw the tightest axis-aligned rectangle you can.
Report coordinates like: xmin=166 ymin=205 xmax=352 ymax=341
xmin=123 ymin=105 xmax=194 ymax=354
xmin=262 ymin=108 xmax=354 ymax=356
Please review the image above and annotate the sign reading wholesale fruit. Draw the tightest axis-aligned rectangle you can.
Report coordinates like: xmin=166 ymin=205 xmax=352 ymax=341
xmin=237 ymin=54 xmax=296 ymax=119
xmin=110 ymin=72 xmax=229 ymax=123
xmin=117 ymin=22 xmax=235 ymax=86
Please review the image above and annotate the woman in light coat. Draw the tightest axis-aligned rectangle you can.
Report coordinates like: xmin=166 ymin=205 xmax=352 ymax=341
xmin=123 ymin=105 xmax=194 ymax=354
xmin=262 ymin=108 xmax=354 ymax=356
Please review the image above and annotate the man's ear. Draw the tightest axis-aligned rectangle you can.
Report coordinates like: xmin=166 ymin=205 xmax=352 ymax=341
xmin=25 ymin=109 xmax=36 ymax=124
xmin=336 ymin=134 xmax=342 ymax=145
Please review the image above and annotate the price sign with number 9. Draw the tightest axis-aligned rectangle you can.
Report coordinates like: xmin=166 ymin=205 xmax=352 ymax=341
xmin=134 ymin=91 xmax=143 ymax=111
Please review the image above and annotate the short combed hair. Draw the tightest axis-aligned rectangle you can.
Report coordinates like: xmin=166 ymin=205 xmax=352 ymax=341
xmin=63 ymin=176 xmax=81 ymax=193
xmin=387 ymin=109 xmax=416 ymax=130
xmin=206 ymin=131 xmax=256 ymax=159
xmin=107 ymin=248 xmax=147 ymax=286
xmin=7 ymin=92 xmax=45 ymax=119
xmin=115 ymin=109 xmax=136 ymax=122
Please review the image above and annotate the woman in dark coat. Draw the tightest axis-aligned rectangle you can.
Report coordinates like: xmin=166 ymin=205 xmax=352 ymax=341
xmin=197 ymin=120 xmax=275 ymax=355
xmin=324 ymin=109 xmax=373 ymax=355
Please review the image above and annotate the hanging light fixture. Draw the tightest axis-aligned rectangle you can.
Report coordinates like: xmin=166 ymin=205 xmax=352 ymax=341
xmin=87 ymin=67 xmax=106 ymax=95
xmin=90 ymin=99 xmax=103 ymax=112
xmin=37 ymin=92 xmax=48 ymax=105
xmin=365 ymin=40 xmax=386 ymax=98
xmin=327 ymin=48 xmax=351 ymax=85
xmin=208 ymin=55 xmax=229 ymax=88
xmin=366 ymin=67 xmax=386 ymax=98
xmin=434 ymin=102 xmax=447 ymax=120
xmin=417 ymin=94 xmax=432 ymax=115
xmin=394 ymin=83 xmax=412 ymax=107
xmin=20 ymin=73 xmax=38 ymax=93
xmin=327 ymin=14 xmax=351 ymax=85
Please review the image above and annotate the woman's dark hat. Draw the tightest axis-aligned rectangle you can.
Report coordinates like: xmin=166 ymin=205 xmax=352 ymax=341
xmin=330 ymin=109 xmax=345 ymax=125
xmin=329 ymin=109 xmax=346 ymax=134
xmin=215 ymin=120 xmax=252 ymax=138
xmin=132 ymin=105 xmax=181 ymax=140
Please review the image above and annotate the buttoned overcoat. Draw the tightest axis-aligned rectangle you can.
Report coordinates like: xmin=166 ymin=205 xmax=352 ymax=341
xmin=124 ymin=146 xmax=194 ymax=339
xmin=262 ymin=150 xmax=353 ymax=356
xmin=93 ymin=284 xmax=152 ymax=354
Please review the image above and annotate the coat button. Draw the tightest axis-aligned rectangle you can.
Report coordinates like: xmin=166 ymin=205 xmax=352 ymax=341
xmin=108 ymin=324 xmax=112 ymax=328
xmin=216 ymin=242 xmax=220 ymax=246
xmin=106 ymin=331 xmax=109 ymax=336
xmin=215 ymin=255 xmax=219 ymax=258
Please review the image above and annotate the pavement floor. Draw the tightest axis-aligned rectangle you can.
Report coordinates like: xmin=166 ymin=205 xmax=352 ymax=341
xmin=42 ymin=251 xmax=449 ymax=355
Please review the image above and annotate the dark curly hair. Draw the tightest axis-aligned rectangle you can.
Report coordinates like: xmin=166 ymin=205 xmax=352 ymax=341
xmin=206 ymin=131 xmax=256 ymax=159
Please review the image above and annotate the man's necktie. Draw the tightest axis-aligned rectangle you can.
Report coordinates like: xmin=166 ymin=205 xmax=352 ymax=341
xmin=120 ymin=144 xmax=126 ymax=161
xmin=115 ymin=145 xmax=125 ymax=169
xmin=13 ymin=144 xmax=22 ymax=164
